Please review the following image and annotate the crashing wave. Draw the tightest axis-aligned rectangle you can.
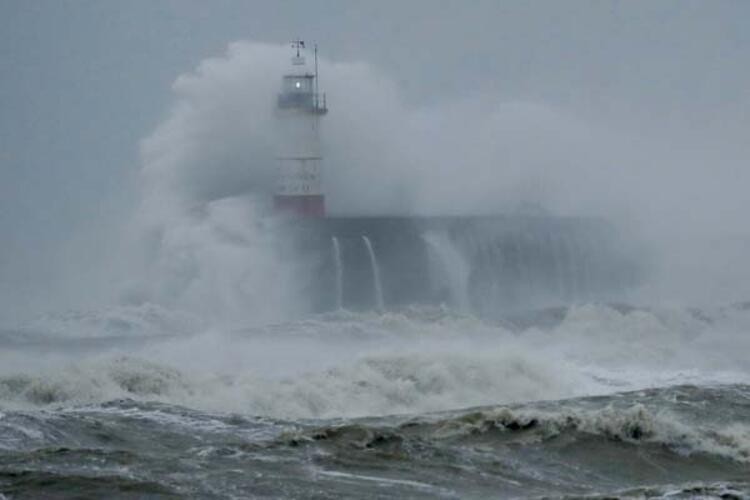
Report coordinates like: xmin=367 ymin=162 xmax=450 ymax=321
xmin=280 ymin=393 xmax=750 ymax=465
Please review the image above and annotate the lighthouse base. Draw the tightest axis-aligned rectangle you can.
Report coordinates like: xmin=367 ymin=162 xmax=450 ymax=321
xmin=274 ymin=194 xmax=325 ymax=217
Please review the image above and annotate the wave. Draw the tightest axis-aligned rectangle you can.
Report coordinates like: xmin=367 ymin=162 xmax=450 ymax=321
xmin=1 ymin=302 xmax=750 ymax=419
xmin=424 ymin=402 xmax=750 ymax=463
xmin=551 ymin=482 xmax=750 ymax=499
xmin=0 ymin=358 xmax=192 ymax=409
xmin=2 ymin=385 xmax=749 ymax=497
xmin=280 ymin=385 xmax=750 ymax=465
xmin=0 ymin=348 xmax=587 ymax=419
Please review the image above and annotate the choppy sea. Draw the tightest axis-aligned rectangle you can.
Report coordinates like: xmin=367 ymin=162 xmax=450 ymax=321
xmin=1 ymin=303 xmax=749 ymax=498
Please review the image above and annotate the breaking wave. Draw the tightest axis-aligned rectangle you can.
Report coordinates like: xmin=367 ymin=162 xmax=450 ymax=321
xmin=421 ymin=400 xmax=750 ymax=463
xmin=284 ymin=390 xmax=750 ymax=464
xmin=1 ymin=302 xmax=750 ymax=419
xmin=3 ymin=303 xmax=750 ymax=497
xmin=0 ymin=350 xmax=585 ymax=419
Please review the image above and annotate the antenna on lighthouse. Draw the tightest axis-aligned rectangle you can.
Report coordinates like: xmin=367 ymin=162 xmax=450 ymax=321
xmin=314 ymin=43 xmax=319 ymax=107
xmin=291 ymin=39 xmax=305 ymax=65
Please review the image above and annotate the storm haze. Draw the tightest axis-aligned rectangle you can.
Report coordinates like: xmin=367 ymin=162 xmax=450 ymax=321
xmin=4 ymin=4 xmax=750 ymax=497
xmin=2 ymin=0 xmax=749 ymax=316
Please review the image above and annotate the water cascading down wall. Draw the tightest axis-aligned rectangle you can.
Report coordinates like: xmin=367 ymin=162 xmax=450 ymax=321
xmin=285 ymin=215 xmax=639 ymax=317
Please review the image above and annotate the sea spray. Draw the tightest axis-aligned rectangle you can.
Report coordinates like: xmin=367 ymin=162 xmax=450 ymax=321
xmin=332 ymin=236 xmax=343 ymax=310
xmin=362 ymin=235 xmax=384 ymax=310
xmin=562 ymin=233 xmax=580 ymax=301
xmin=8 ymin=302 xmax=750 ymax=418
xmin=130 ymin=41 xmax=650 ymax=323
xmin=422 ymin=231 xmax=471 ymax=311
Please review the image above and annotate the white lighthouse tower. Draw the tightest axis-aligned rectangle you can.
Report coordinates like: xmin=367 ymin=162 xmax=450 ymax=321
xmin=274 ymin=39 xmax=328 ymax=217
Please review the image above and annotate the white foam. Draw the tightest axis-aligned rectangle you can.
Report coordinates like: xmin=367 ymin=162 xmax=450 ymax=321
xmin=2 ymin=304 xmax=750 ymax=420
xmin=313 ymin=468 xmax=443 ymax=492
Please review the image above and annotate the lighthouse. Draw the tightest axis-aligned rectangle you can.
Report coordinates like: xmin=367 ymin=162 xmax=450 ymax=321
xmin=274 ymin=40 xmax=328 ymax=217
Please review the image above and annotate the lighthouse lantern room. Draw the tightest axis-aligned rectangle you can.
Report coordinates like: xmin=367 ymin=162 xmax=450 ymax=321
xmin=274 ymin=40 xmax=328 ymax=217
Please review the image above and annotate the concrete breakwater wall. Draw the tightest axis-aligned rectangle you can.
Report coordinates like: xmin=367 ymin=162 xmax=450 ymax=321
xmin=284 ymin=215 xmax=639 ymax=316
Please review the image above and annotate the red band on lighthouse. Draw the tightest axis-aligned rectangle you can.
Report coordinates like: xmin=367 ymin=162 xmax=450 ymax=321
xmin=273 ymin=194 xmax=325 ymax=217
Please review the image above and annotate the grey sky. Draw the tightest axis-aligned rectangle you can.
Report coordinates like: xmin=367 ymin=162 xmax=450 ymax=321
xmin=1 ymin=0 xmax=749 ymax=317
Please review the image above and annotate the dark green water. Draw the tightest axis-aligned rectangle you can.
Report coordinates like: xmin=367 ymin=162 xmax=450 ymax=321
xmin=2 ymin=304 xmax=749 ymax=498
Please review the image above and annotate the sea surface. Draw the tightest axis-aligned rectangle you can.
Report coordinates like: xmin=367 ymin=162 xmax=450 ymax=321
xmin=1 ymin=303 xmax=749 ymax=498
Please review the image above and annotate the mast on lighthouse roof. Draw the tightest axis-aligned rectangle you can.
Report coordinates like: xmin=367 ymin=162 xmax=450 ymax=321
xmin=274 ymin=39 xmax=328 ymax=217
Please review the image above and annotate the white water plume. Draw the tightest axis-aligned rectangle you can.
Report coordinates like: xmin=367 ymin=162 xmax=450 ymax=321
xmin=331 ymin=236 xmax=343 ymax=310
xmin=0 ymin=34 xmax=730 ymax=326
xmin=422 ymin=231 xmax=471 ymax=311
xmin=362 ymin=236 xmax=384 ymax=310
xmin=125 ymin=41 xmax=615 ymax=321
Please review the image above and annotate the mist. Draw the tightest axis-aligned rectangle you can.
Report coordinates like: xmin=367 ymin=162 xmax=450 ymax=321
xmin=2 ymin=1 xmax=749 ymax=319
xmin=114 ymin=39 xmax=748 ymax=321
xmin=3 ymin=5 xmax=750 ymax=495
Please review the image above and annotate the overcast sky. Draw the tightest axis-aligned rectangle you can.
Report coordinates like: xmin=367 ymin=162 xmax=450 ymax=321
xmin=1 ymin=0 xmax=749 ymax=316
